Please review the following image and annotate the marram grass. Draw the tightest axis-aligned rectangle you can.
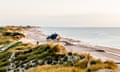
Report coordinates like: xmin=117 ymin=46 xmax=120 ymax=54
xmin=0 ymin=26 xmax=118 ymax=72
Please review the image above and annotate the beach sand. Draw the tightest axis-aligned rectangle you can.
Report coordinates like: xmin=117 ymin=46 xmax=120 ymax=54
xmin=21 ymin=27 xmax=120 ymax=70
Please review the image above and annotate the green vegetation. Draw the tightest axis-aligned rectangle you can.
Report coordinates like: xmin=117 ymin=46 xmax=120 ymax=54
xmin=0 ymin=26 xmax=118 ymax=72
xmin=0 ymin=43 xmax=118 ymax=72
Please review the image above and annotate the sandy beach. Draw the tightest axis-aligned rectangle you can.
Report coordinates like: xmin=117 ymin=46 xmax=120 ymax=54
xmin=21 ymin=27 xmax=120 ymax=70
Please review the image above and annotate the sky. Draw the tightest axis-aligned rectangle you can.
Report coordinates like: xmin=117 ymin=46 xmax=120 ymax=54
xmin=0 ymin=0 xmax=120 ymax=27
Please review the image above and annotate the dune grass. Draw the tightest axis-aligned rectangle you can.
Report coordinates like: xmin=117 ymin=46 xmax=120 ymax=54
xmin=26 ymin=65 xmax=85 ymax=72
xmin=0 ymin=26 xmax=118 ymax=72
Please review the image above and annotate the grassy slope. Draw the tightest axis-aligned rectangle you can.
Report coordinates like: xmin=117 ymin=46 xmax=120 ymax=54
xmin=0 ymin=26 xmax=118 ymax=72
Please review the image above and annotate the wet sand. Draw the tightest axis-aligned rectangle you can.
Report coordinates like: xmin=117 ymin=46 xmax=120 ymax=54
xmin=21 ymin=27 xmax=120 ymax=70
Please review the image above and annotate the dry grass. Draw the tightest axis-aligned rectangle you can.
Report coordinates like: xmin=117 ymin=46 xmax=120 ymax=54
xmin=26 ymin=65 xmax=85 ymax=72
xmin=0 ymin=26 xmax=118 ymax=72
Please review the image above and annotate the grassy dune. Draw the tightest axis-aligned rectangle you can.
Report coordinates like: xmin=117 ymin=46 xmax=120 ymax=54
xmin=0 ymin=26 xmax=118 ymax=72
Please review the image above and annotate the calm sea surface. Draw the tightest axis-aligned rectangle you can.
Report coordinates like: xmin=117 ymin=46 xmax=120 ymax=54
xmin=41 ymin=27 xmax=120 ymax=49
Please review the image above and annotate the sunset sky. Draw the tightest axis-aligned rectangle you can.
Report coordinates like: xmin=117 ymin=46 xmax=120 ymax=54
xmin=0 ymin=0 xmax=120 ymax=27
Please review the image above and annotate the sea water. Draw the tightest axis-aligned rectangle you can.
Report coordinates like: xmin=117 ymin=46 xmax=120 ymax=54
xmin=41 ymin=27 xmax=120 ymax=49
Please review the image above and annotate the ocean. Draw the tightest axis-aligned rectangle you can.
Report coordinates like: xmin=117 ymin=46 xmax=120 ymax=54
xmin=41 ymin=27 xmax=120 ymax=49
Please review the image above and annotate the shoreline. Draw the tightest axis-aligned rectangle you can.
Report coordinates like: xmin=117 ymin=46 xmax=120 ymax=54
xmin=41 ymin=27 xmax=120 ymax=50
xmin=22 ymin=27 xmax=120 ymax=68
xmin=0 ymin=26 xmax=119 ymax=72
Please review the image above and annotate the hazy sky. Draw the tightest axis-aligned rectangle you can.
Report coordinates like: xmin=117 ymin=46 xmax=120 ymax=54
xmin=0 ymin=0 xmax=120 ymax=27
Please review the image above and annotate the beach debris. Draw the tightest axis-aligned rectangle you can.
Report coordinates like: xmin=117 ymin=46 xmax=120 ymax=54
xmin=95 ymin=49 xmax=105 ymax=52
xmin=46 ymin=33 xmax=61 ymax=41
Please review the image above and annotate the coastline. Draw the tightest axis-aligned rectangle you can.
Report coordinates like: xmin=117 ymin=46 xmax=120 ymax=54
xmin=41 ymin=27 xmax=120 ymax=50
xmin=0 ymin=26 xmax=117 ymax=71
xmin=21 ymin=27 xmax=120 ymax=70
